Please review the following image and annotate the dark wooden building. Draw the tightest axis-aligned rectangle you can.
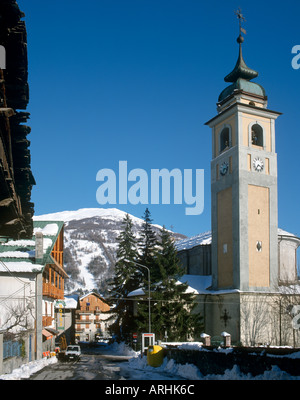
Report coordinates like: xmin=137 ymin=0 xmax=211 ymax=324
xmin=0 ymin=0 xmax=35 ymax=239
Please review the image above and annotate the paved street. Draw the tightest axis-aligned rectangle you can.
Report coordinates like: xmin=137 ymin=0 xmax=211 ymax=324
xmin=25 ymin=353 xmax=131 ymax=380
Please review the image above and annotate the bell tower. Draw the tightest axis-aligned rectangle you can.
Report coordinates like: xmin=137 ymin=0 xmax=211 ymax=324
xmin=205 ymin=10 xmax=281 ymax=292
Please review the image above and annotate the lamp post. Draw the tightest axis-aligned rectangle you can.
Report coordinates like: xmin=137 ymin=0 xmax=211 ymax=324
xmin=131 ymin=260 xmax=151 ymax=333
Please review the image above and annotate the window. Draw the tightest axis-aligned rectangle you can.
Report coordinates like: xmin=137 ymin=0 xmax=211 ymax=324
xmin=220 ymin=127 xmax=230 ymax=153
xmin=251 ymin=124 xmax=263 ymax=147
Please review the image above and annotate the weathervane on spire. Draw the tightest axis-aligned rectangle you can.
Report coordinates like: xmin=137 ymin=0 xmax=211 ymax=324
xmin=234 ymin=8 xmax=246 ymax=36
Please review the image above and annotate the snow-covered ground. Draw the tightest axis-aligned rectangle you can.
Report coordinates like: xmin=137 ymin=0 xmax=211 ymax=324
xmin=122 ymin=354 xmax=300 ymax=380
xmin=0 ymin=356 xmax=58 ymax=380
xmin=117 ymin=343 xmax=300 ymax=380
xmin=1 ymin=342 xmax=300 ymax=380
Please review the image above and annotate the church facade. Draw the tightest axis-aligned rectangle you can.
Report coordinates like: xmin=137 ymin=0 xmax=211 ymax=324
xmin=177 ymin=22 xmax=300 ymax=347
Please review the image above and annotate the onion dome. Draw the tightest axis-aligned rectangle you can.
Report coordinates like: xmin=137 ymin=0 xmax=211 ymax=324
xmin=218 ymin=34 xmax=266 ymax=103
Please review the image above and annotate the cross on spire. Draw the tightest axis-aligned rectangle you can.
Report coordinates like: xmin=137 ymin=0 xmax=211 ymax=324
xmin=234 ymin=8 xmax=247 ymax=35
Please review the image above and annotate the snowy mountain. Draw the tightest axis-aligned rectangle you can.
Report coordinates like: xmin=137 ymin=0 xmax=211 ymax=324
xmin=33 ymin=208 xmax=186 ymax=294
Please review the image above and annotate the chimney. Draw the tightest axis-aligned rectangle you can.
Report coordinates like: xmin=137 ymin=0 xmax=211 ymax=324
xmin=35 ymin=231 xmax=43 ymax=262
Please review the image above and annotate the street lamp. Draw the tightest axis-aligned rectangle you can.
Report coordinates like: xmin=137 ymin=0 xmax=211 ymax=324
xmin=126 ymin=259 xmax=151 ymax=333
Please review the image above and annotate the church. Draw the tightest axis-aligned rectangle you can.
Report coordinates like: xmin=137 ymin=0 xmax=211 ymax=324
xmin=176 ymin=13 xmax=300 ymax=347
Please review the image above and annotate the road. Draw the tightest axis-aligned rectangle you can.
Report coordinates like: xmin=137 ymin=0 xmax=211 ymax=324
xmin=26 ymin=352 xmax=131 ymax=380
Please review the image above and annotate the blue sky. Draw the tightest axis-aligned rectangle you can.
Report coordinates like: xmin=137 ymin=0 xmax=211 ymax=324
xmin=18 ymin=0 xmax=300 ymax=238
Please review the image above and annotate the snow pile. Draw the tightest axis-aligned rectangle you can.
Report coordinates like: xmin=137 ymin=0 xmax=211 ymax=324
xmin=177 ymin=342 xmax=203 ymax=350
xmin=163 ymin=358 xmax=202 ymax=380
xmin=201 ymin=364 xmax=300 ymax=380
xmin=123 ymin=353 xmax=202 ymax=380
xmin=0 ymin=356 xmax=58 ymax=380
xmin=107 ymin=342 xmax=138 ymax=356
xmin=123 ymin=353 xmax=300 ymax=380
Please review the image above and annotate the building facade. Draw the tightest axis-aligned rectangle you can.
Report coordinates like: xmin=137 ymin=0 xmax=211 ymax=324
xmin=75 ymin=292 xmax=112 ymax=342
xmin=204 ymin=25 xmax=300 ymax=346
xmin=0 ymin=220 xmax=68 ymax=361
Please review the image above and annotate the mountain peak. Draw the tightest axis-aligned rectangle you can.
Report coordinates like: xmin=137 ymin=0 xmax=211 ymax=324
xmin=33 ymin=207 xmax=186 ymax=294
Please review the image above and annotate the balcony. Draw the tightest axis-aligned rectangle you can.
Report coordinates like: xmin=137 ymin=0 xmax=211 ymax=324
xmin=75 ymin=318 xmax=91 ymax=324
xmin=43 ymin=282 xmax=64 ymax=299
xmin=42 ymin=316 xmax=53 ymax=327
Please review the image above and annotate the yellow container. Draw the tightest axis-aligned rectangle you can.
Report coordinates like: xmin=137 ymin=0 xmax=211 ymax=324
xmin=147 ymin=345 xmax=164 ymax=367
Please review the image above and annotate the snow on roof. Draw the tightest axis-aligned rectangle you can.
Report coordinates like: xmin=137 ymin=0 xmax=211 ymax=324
xmin=53 ymin=295 xmax=79 ymax=309
xmin=79 ymin=291 xmax=108 ymax=302
xmin=0 ymin=261 xmax=44 ymax=273
xmin=1 ymin=239 xmax=35 ymax=247
xmin=0 ymin=237 xmax=54 ymax=257
xmin=176 ymin=228 xmax=299 ymax=252
xmin=180 ymin=274 xmax=212 ymax=293
xmin=278 ymin=228 xmax=300 ymax=240
xmin=128 ymin=275 xmax=212 ymax=297
xmin=0 ymin=221 xmax=63 ymax=271
xmin=33 ymin=223 xmax=59 ymax=236
xmin=64 ymin=295 xmax=79 ymax=309
xmin=0 ymin=251 xmax=30 ymax=258
xmin=175 ymin=231 xmax=212 ymax=251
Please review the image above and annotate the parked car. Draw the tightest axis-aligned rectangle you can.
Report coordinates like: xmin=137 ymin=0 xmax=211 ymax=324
xmin=65 ymin=345 xmax=81 ymax=361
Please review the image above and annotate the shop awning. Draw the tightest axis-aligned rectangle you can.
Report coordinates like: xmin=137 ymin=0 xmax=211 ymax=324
xmin=42 ymin=329 xmax=53 ymax=340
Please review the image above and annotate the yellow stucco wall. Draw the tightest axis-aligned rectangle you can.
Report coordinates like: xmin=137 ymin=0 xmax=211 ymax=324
xmin=242 ymin=113 xmax=271 ymax=151
xmin=248 ymin=185 xmax=270 ymax=287
xmin=217 ymin=187 xmax=233 ymax=288
xmin=214 ymin=115 xmax=236 ymax=157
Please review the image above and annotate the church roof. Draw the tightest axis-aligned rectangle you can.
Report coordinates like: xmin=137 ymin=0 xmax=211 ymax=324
xmin=175 ymin=228 xmax=299 ymax=252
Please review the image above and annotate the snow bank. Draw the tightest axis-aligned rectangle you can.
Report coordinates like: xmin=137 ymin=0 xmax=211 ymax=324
xmin=0 ymin=356 xmax=58 ymax=380
xmin=106 ymin=342 xmax=138 ymax=356
xmin=123 ymin=353 xmax=300 ymax=380
xmin=113 ymin=339 xmax=300 ymax=381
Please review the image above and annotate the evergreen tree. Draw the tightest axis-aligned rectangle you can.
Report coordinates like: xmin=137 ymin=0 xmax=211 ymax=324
xmin=139 ymin=227 xmax=203 ymax=340
xmin=135 ymin=208 xmax=159 ymax=333
xmin=138 ymin=208 xmax=158 ymax=266
xmin=108 ymin=214 xmax=139 ymax=342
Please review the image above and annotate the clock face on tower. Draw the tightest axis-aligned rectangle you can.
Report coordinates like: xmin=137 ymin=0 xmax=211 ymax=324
xmin=220 ymin=161 xmax=229 ymax=176
xmin=253 ymin=157 xmax=264 ymax=172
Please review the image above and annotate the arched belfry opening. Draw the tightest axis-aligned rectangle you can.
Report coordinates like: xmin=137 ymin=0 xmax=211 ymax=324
xmin=251 ymin=123 xmax=263 ymax=147
xmin=220 ymin=127 xmax=230 ymax=153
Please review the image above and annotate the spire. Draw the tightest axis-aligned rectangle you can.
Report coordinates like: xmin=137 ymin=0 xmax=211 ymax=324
xmin=224 ymin=34 xmax=258 ymax=83
xmin=224 ymin=8 xmax=258 ymax=83
xmin=218 ymin=9 xmax=265 ymax=103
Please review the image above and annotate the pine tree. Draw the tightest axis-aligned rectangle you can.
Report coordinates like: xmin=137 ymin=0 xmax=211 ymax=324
xmin=135 ymin=208 xmax=159 ymax=333
xmin=138 ymin=208 xmax=158 ymax=269
xmin=149 ymin=227 xmax=203 ymax=340
xmin=108 ymin=214 xmax=139 ymax=342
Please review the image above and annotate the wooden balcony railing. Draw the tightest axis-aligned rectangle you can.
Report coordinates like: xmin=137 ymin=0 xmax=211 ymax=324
xmin=43 ymin=282 xmax=64 ymax=299
xmin=75 ymin=318 xmax=91 ymax=324
xmin=42 ymin=316 xmax=53 ymax=327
